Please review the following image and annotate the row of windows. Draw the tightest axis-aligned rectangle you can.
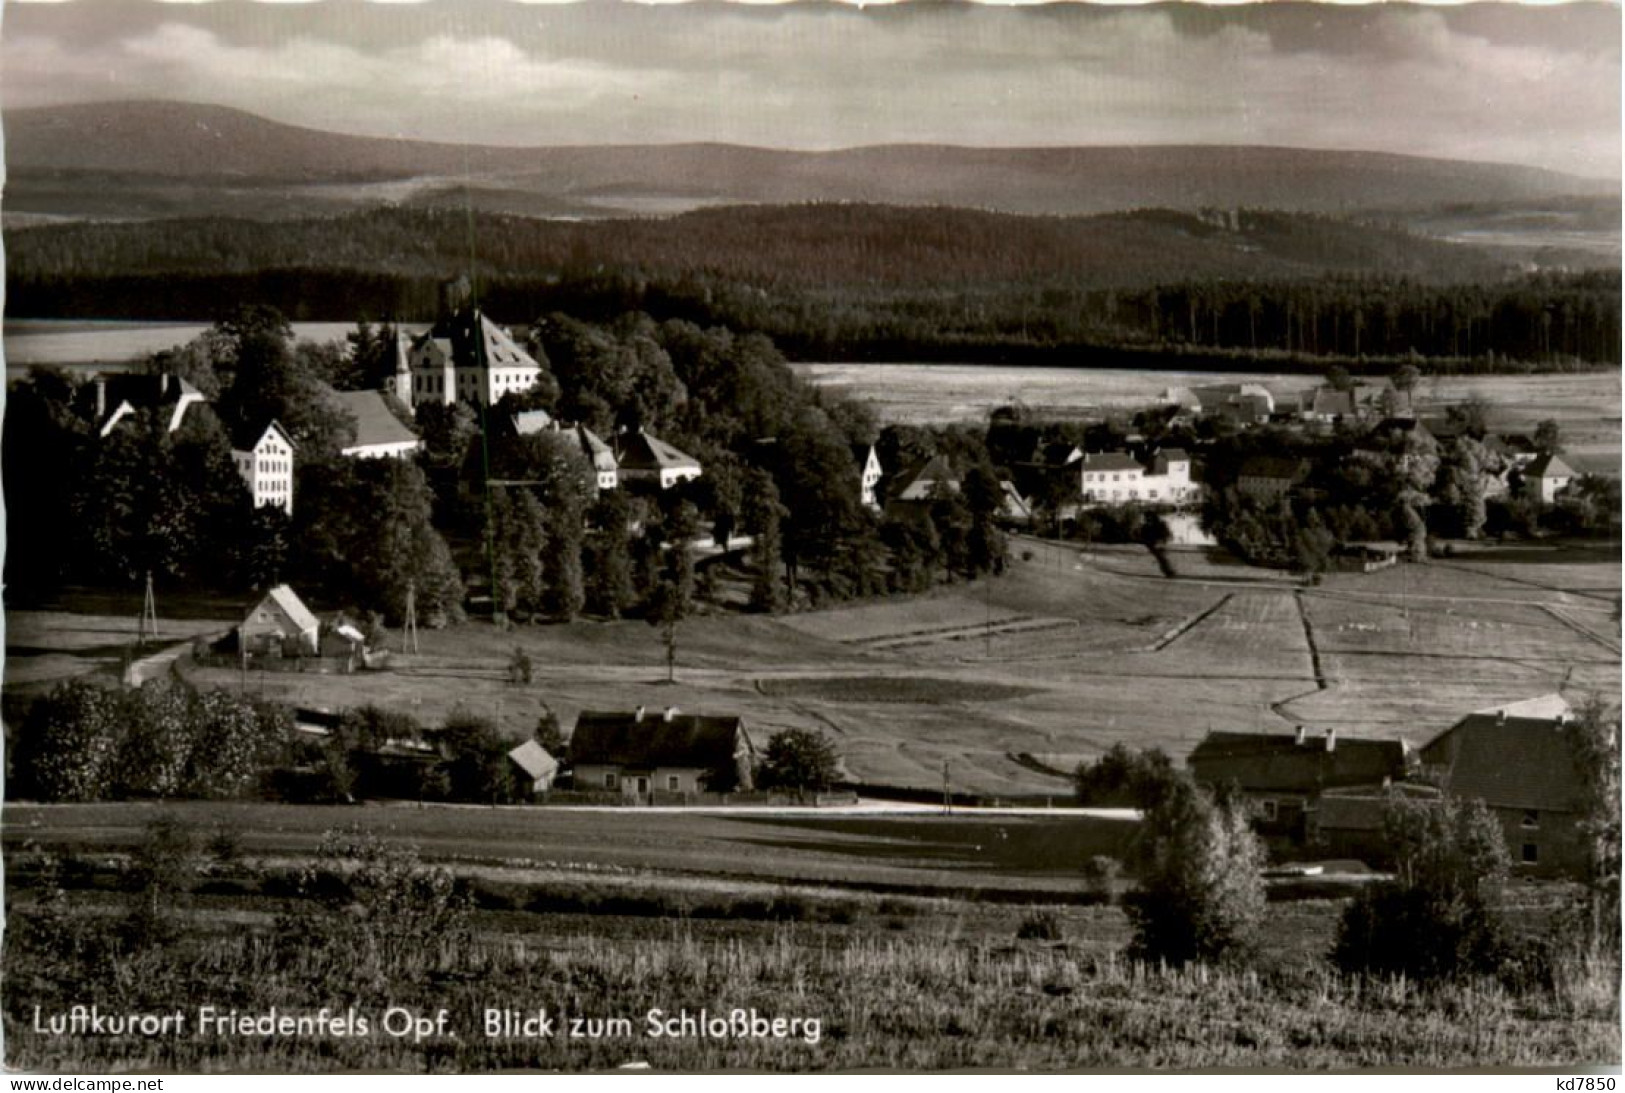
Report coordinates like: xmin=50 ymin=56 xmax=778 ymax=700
xmin=602 ymin=773 xmax=684 ymax=791
xmin=258 ymin=459 xmax=289 ymax=475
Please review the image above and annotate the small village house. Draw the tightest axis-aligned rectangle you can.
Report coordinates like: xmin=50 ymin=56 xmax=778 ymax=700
xmin=616 ymin=429 xmax=703 ymax=490
xmin=507 ymin=739 xmax=560 ymax=795
xmin=508 ymin=413 xmax=620 ymax=491
xmin=1187 ymin=726 xmax=1414 ymax=842
xmin=231 ymin=420 xmax=296 ymax=516
xmin=1418 ymin=694 xmax=1590 ymax=875
xmin=240 ymin=584 xmax=321 ymax=656
xmin=570 ymin=707 xmax=755 ymax=798
xmin=887 ymin=454 xmax=959 ymax=506
xmin=1235 ymin=454 xmax=1308 ymax=502
xmin=1520 ymin=452 xmax=1576 ymax=504
xmin=1298 ymin=386 xmax=1356 ymax=424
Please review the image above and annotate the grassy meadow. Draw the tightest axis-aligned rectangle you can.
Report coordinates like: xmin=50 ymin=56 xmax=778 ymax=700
xmin=2 ymin=816 xmax=1617 ymax=1073
xmin=8 ymin=536 xmax=1618 ymax=797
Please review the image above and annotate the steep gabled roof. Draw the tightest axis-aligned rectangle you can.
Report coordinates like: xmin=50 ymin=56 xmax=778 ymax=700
xmin=327 ymin=389 xmax=419 ymax=452
xmin=571 ymin=710 xmax=750 ymax=769
xmin=230 ymin=418 xmax=294 ymax=453
xmin=618 ymin=429 xmax=701 ymax=472
xmin=252 ymin=584 xmax=320 ymax=634
xmin=1421 ymin=708 xmax=1588 ymax=813
xmin=412 ymin=308 xmax=543 ymax=373
xmin=1188 ymin=730 xmax=1411 ymax=794
xmin=1524 ymin=452 xmax=1576 ymax=479
xmin=891 ymin=454 xmax=959 ymax=501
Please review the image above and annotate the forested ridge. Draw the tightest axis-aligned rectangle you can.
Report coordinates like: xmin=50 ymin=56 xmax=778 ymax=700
xmin=8 ymin=204 xmax=1619 ymax=367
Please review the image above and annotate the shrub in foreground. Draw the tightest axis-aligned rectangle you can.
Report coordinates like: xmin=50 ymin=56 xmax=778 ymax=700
xmin=1123 ymin=775 xmax=1265 ymax=966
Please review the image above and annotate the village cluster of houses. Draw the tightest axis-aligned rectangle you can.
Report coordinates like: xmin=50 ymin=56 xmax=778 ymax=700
xmin=85 ymin=307 xmax=708 ymax=517
xmin=1188 ymin=694 xmax=1590 ymax=876
xmin=1158 ymin=381 xmax=1575 ymax=505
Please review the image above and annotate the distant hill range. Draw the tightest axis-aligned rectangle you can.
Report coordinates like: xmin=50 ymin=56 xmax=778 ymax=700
xmin=6 ymin=100 xmax=1619 ymax=229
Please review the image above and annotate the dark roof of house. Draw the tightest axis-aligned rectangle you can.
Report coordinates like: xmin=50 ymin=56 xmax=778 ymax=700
xmin=411 ymin=308 xmax=541 ymax=372
xmin=618 ymin=429 xmax=701 ymax=472
xmin=1524 ymin=452 xmax=1576 ymax=479
xmin=571 ymin=710 xmax=750 ymax=769
xmin=1420 ymin=710 xmax=1588 ymax=813
xmin=1082 ymin=452 xmax=1144 ymax=473
xmin=1188 ymin=730 xmax=1411 ymax=793
xmin=891 ymin=455 xmax=958 ymax=501
xmin=326 ymin=389 xmax=419 ymax=451
xmin=229 ymin=418 xmax=293 ymax=453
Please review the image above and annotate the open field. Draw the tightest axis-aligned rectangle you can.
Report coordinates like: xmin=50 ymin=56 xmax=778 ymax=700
xmin=10 ymin=537 xmax=1616 ymax=796
xmin=2 ymin=801 xmax=1138 ymax=899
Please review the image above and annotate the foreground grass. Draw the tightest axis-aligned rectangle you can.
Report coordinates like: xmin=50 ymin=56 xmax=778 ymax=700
xmin=3 ymin=884 xmax=1616 ymax=1072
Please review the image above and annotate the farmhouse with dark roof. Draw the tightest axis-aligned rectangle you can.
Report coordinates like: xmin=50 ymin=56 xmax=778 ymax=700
xmin=570 ymin=707 xmax=755 ymax=797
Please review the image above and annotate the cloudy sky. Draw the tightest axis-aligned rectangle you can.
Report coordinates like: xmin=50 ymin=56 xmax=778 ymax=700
xmin=4 ymin=0 xmax=1619 ymax=179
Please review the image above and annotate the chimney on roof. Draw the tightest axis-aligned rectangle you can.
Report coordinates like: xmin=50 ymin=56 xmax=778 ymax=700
xmin=1555 ymin=712 xmax=1569 ymax=728
xmin=634 ymin=705 xmax=646 ymax=723
xmin=1497 ymin=710 xmax=1508 ymax=726
xmin=664 ymin=706 xmax=679 ymax=723
xmin=1324 ymin=727 xmax=1337 ymax=753
xmin=94 ymin=375 xmax=108 ymax=422
xmin=1295 ymin=725 xmax=1307 ymax=746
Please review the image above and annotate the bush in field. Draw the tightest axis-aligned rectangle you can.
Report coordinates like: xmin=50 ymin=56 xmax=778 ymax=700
xmin=1123 ymin=775 xmax=1266 ymax=966
xmin=1016 ymin=910 xmax=1064 ymax=941
xmin=436 ymin=711 xmax=519 ymax=803
xmin=1073 ymin=745 xmax=1182 ymax=809
xmin=12 ymin=680 xmax=290 ymax=803
xmin=286 ymin=828 xmax=471 ymax=980
xmin=1331 ymin=794 xmax=1510 ymax=982
xmin=11 ymin=680 xmax=126 ymax=801
xmin=756 ymin=728 xmax=842 ymax=797
xmin=120 ymin=813 xmax=204 ymax=949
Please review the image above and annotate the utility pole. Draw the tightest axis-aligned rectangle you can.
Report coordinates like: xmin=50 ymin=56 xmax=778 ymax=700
xmin=403 ymin=580 xmax=420 ymax=654
xmin=137 ymin=571 xmax=159 ymax=648
xmin=941 ymin=759 xmax=952 ymax=815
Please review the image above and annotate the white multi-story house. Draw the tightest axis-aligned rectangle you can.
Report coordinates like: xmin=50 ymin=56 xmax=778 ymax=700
xmin=397 ymin=307 xmax=545 ymax=408
xmin=1079 ymin=449 xmax=1196 ymax=505
xmin=232 ymin=420 xmax=296 ymax=517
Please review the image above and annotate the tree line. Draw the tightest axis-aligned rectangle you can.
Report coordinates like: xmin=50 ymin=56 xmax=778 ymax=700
xmin=8 ymin=205 xmax=1618 ymax=368
xmin=6 ymin=304 xmax=1013 ymax=629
